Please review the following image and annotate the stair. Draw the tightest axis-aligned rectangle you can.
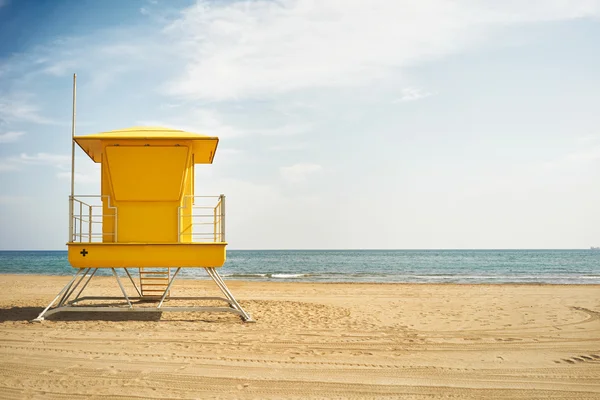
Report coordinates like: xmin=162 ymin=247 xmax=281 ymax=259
xmin=139 ymin=268 xmax=171 ymax=299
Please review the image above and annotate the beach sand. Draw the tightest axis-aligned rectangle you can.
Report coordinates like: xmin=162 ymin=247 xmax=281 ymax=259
xmin=0 ymin=274 xmax=599 ymax=399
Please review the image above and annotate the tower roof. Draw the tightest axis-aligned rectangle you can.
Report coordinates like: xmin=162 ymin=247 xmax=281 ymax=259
xmin=74 ymin=126 xmax=219 ymax=163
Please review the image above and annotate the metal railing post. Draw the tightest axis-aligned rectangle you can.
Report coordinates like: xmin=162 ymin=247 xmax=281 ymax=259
xmin=213 ymin=204 xmax=217 ymax=242
xmin=79 ymin=201 xmax=82 ymax=241
xmin=68 ymin=196 xmax=73 ymax=242
xmin=68 ymin=197 xmax=73 ymax=242
xmin=220 ymin=194 xmax=226 ymax=242
xmin=88 ymin=205 xmax=92 ymax=242
xmin=73 ymin=204 xmax=78 ymax=242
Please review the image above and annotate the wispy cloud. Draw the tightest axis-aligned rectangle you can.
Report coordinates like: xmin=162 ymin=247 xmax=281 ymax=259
xmin=280 ymin=163 xmax=322 ymax=183
xmin=139 ymin=109 xmax=246 ymax=139
xmin=564 ymin=146 xmax=600 ymax=163
xmin=3 ymin=31 xmax=166 ymax=94
xmin=0 ymin=152 xmax=70 ymax=173
xmin=0 ymin=162 xmax=18 ymax=172
xmin=575 ymin=133 xmax=600 ymax=145
xmin=393 ymin=88 xmax=433 ymax=103
xmin=0 ymin=149 xmax=101 ymax=186
xmin=0 ymin=94 xmax=56 ymax=125
xmin=19 ymin=152 xmax=70 ymax=168
xmin=0 ymin=131 xmax=25 ymax=143
xmin=542 ymin=145 xmax=600 ymax=170
xmin=162 ymin=0 xmax=600 ymax=101
xmin=140 ymin=110 xmax=310 ymax=139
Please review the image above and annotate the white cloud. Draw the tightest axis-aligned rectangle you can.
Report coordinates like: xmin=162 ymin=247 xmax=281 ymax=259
xmin=576 ymin=133 xmax=600 ymax=145
xmin=189 ymin=109 xmax=245 ymax=138
xmin=6 ymin=32 xmax=164 ymax=94
xmin=0 ymin=152 xmax=76 ymax=174
xmin=0 ymin=94 xmax=56 ymax=125
xmin=564 ymin=146 xmax=600 ymax=163
xmin=19 ymin=152 xmax=70 ymax=169
xmin=139 ymin=109 xmax=245 ymax=139
xmin=0 ymin=131 xmax=25 ymax=143
xmin=393 ymin=87 xmax=433 ymax=103
xmin=163 ymin=0 xmax=600 ymax=101
xmin=140 ymin=110 xmax=309 ymax=138
xmin=280 ymin=163 xmax=322 ymax=183
xmin=542 ymin=145 xmax=600 ymax=170
xmin=0 ymin=162 xmax=19 ymax=172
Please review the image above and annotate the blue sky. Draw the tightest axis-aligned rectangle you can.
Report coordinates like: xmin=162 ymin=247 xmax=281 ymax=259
xmin=0 ymin=0 xmax=599 ymax=250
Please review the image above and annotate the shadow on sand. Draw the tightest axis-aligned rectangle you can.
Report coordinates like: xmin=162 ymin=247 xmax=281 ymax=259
xmin=0 ymin=306 xmax=163 ymax=322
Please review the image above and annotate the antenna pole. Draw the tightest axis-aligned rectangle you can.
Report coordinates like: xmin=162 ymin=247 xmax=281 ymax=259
xmin=69 ymin=73 xmax=77 ymax=242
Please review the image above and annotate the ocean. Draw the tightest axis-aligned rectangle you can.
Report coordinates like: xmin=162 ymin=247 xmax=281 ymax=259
xmin=0 ymin=250 xmax=598 ymax=284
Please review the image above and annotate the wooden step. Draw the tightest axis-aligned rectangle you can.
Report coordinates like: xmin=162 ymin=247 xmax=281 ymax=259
xmin=139 ymin=267 xmax=171 ymax=298
xmin=138 ymin=277 xmax=169 ymax=281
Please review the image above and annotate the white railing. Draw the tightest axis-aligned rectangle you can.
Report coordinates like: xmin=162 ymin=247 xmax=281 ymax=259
xmin=69 ymin=195 xmax=117 ymax=243
xmin=178 ymin=195 xmax=226 ymax=243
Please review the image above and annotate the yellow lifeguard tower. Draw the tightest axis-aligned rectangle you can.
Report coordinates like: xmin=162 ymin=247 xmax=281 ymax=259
xmin=34 ymin=76 xmax=253 ymax=322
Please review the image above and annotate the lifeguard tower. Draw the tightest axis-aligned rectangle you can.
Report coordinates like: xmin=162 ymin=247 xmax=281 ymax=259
xmin=34 ymin=76 xmax=253 ymax=322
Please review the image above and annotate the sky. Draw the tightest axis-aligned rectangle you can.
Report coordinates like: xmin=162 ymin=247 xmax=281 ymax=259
xmin=0 ymin=0 xmax=599 ymax=250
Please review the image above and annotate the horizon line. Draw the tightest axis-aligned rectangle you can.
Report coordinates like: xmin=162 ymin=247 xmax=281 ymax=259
xmin=0 ymin=248 xmax=595 ymax=252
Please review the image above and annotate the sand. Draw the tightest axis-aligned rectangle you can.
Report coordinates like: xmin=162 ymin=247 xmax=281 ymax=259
xmin=0 ymin=274 xmax=599 ymax=399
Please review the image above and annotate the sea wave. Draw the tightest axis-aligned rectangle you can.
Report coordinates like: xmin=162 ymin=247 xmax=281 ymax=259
xmin=271 ymin=273 xmax=307 ymax=279
xmin=223 ymin=273 xmax=309 ymax=279
xmin=219 ymin=271 xmax=600 ymax=284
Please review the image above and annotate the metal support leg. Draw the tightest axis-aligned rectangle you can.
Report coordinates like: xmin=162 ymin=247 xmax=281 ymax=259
xmin=111 ymin=268 xmax=132 ymax=308
xmin=32 ymin=269 xmax=84 ymax=322
xmin=157 ymin=267 xmax=181 ymax=308
xmin=206 ymin=268 xmax=234 ymax=307
xmin=59 ymin=268 xmax=90 ymax=307
xmin=210 ymin=268 xmax=253 ymax=321
xmin=56 ymin=269 xmax=87 ymax=307
xmin=124 ymin=268 xmax=142 ymax=297
xmin=206 ymin=267 xmax=254 ymax=322
xmin=71 ymin=268 xmax=98 ymax=304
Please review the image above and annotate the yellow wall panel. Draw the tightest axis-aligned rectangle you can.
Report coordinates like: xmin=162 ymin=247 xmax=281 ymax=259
xmin=116 ymin=202 xmax=179 ymax=243
xmin=105 ymin=146 xmax=189 ymax=201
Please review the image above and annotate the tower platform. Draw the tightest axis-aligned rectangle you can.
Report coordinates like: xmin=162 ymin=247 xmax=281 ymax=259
xmin=68 ymin=242 xmax=227 ymax=268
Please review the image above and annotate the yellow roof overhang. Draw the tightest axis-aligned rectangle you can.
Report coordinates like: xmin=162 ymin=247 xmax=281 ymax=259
xmin=74 ymin=126 xmax=219 ymax=163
